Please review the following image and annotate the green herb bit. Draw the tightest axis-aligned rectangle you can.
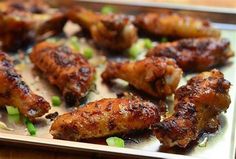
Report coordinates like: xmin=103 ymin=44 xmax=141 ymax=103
xmin=6 ymin=106 xmax=20 ymax=115
xmin=83 ymin=47 xmax=94 ymax=59
xmin=101 ymin=6 xmax=116 ymax=14
xmin=160 ymin=37 xmax=168 ymax=43
xmin=143 ymin=38 xmax=153 ymax=49
xmin=69 ymin=36 xmax=80 ymax=51
xmin=8 ymin=114 xmax=20 ymax=123
xmin=26 ymin=121 xmax=36 ymax=136
xmin=106 ymin=137 xmax=125 ymax=148
xmin=128 ymin=44 xmax=142 ymax=59
xmin=51 ymin=96 xmax=61 ymax=106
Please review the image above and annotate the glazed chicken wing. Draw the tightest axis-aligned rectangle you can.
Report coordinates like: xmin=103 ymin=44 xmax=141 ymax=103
xmin=153 ymin=69 xmax=231 ymax=148
xmin=30 ymin=42 xmax=95 ymax=106
xmin=135 ymin=12 xmax=220 ymax=38
xmin=0 ymin=51 xmax=50 ymax=120
xmin=0 ymin=0 xmax=67 ymax=51
xmin=68 ymin=7 xmax=137 ymax=51
xmin=50 ymin=97 xmax=160 ymax=140
xmin=147 ymin=38 xmax=234 ymax=72
xmin=102 ymin=57 xmax=182 ymax=98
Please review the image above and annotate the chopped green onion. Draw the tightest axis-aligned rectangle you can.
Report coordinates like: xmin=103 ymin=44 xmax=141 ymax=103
xmin=143 ymin=38 xmax=153 ymax=49
xmin=6 ymin=106 xmax=20 ymax=115
xmin=83 ymin=47 xmax=94 ymax=59
xmin=26 ymin=121 xmax=36 ymax=136
xmin=23 ymin=116 xmax=30 ymax=124
xmin=160 ymin=37 xmax=168 ymax=43
xmin=51 ymin=96 xmax=61 ymax=106
xmin=46 ymin=37 xmax=59 ymax=43
xmin=101 ymin=6 xmax=116 ymax=14
xmin=8 ymin=114 xmax=20 ymax=123
xmin=69 ymin=36 xmax=80 ymax=51
xmin=106 ymin=137 xmax=125 ymax=148
xmin=128 ymin=44 xmax=142 ymax=59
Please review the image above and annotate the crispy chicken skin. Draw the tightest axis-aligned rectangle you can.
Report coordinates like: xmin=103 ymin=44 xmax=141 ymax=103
xmin=0 ymin=51 xmax=50 ymax=119
xmin=135 ymin=12 xmax=220 ymax=38
xmin=30 ymin=42 xmax=95 ymax=106
xmin=68 ymin=7 xmax=137 ymax=51
xmin=50 ymin=97 xmax=160 ymax=140
xmin=0 ymin=0 xmax=67 ymax=51
xmin=102 ymin=57 xmax=182 ymax=98
xmin=147 ymin=38 xmax=234 ymax=72
xmin=153 ymin=69 xmax=231 ymax=148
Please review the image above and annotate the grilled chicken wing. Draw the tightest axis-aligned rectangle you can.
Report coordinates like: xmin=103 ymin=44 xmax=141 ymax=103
xmin=50 ymin=97 xmax=160 ymax=140
xmin=68 ymin=7 xmax=137 ymax=51
xmin=0 ymin=0 xmax=67 ymax=51
xmin=30 ymin=42 xmax=95 ymax=106
xmin=153 ymin=69 xmax=231 ymax=148
xmin=147 ymin=38 xmax=234 ymax=72
xmin=102 ymin=57 xmax=182 ymax=98
xmin=135 ymin=12 xmax=220 ymax=38
xmin=0 ymin=51 xmax=50 ymax=119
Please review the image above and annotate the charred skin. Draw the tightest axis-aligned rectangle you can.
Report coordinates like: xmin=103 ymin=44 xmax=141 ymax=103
xmin=135 ymin=12 xmax=220 ymax=38
xmin=102 ymin=57 xmax=182 ymax=98
xmin=0 ymin=0 xmax=67 ymax=51
xmin=68 ymin=7 xmax=137 ymax=51
xmin=30 ymin=42 xmax=95 ymax=106
xmin=50 ymin=97 xmax=160 ymax=140
xmin=147 ymin=38 xmax=234 ymax=72
xmin=153 ymin=69 xmax=231 ymax=148
xmin=0 ymin=51 xmax=50 ymax=120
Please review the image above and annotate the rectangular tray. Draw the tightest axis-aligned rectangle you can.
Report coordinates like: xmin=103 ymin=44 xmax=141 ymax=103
xmin=0 ymin=1 xmax=236 ymax=159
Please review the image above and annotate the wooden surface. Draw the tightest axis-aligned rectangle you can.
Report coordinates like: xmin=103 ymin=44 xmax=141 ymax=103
xmin=1 ymin=0 xmax=236 ymax=159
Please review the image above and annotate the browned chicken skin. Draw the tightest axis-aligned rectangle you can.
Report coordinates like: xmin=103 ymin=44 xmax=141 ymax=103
xmin=135 ymin=12 xmax=220 ymax=38
xmin=147 ymin=38 xmax=234 ymax=72
xmin=0 ymin=51 xmax=50 ymax=119
xmin=0 ymin=0 xmax=67 ymax=51
xmin=153 ymin=69 xmax=231 ymax=148
xmin=102 ymin=57 xmax=182 ymax=98
xmin=50 ymin=97 xmax=160 ymax=140
xmin=68 ymin=7 xmax=137 ymax=51
xmin=30 ymin=42 xmax=95 ymax=106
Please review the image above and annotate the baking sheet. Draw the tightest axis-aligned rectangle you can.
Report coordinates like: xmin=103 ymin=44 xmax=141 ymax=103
xmin=0 ymin=1 xmax=236 ymax=159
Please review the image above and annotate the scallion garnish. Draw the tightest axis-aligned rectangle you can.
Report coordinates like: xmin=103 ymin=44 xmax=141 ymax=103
xmin=69 ymin=36 xmax=80 ymax=51
xmin=83 ymin=47 xmax=94 ymax=59
xmin=51 ymin=96 xmax=61 ymax=106
xmin=101 ymin=6 xmax=116 ymax=14
xmin=24 ymin=117 xmax=36 ymax=136
xmin=6 ymin=106 xmax=20 ymax=115
xmin=143 ymin=38 xmax=153 ymax=49
xmin=106 ymin=137 xmax=125 ymax=148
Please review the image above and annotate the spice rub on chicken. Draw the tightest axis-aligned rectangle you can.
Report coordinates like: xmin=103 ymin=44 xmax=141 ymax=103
xmin=153 ymin=69 xmax=231 ymax=148
xmin=50 ymin=97 xmax=160 ymax=141
xmin=0 ymin=51 xmax=50 ymax=120
xmin=147 ymin=38 xmax=234 ymax=72
xmin=102 ymin=57 xmax=182 ymax=98
xmin=135 ymin=12 xmax=220 ymax=38
xmin=68 ymin=7 xmax=137 ymax=51
xmin=30 ymin=42 xmax=95 ymax=106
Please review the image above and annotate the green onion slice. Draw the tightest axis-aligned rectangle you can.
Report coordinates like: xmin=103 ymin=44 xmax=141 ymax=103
xmin=6 ymin=106 xmax=20 ymax=115
xmin=101 ymin=6 xmax=116 ymax=14
xmin=106 ymin=137 xmax=125 ymax=148
xmin=83 ymin=47 xmax=94 ymax=59
xmin=26 ymin=121 xmax=36 ymax=136
xmin=51 ymin=96 xmax=61 ymax=106
xmin=69 ymin=36 xmax=80 ymax=51
xmin=143 ymin=38 xmax=153 ymax=49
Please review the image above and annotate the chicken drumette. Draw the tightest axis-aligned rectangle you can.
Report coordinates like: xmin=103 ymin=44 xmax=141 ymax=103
xmin=147 ymin=38 xmax=234 ymax=72
xmin=50 ymin=97 xmax=160 ymax=141
xmin=0 ymin=51 xmax=50 ymax=120
xmin=102 ymin=57 xmax=182 ymax=98
xmin=30 ymin=42 xmax=95 ymax=106
xmin=153 ymin=69 xmax=231 ymax=148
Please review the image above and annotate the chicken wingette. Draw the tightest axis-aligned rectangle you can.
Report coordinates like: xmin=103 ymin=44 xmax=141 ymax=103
xmin=147 ymin=38 xmax=234 ymax=72
xmin=30 ymin=42 xmax=95 ymax=106
xmin=102 ymin=57 xmax=182 ymax=98
xmin=68 ymin=7 xmax=137 ymax=51
xmin=50 ymin=97 xmax=160 ymax=140
xmin=135 ymin=12 xmax=220 ymax=38
xmin=153 ymin=69 xmax=231 ymax=148
xmin=0 ymin=51 xmax=50 ymax=120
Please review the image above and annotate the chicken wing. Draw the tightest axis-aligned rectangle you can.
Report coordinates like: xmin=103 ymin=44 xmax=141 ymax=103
xmin=0 ymin=51 xmax=50 ymax=119
xmin=68 ymin=7 xmax=137 ymax=51
xmin=30 ymin=42 xmax=95 ymax=106
xmin=102 ymin=57 xmax=182 ymax=98
xmin=153 ymin=69 xmax=231 ymax=148
xmin=0 ymin=0 xmax=67 ymax=51
xmin=135 ymin=12 xmax=220 ymax=38
xmin=50 ymin=97 xmax=160 ymax=140
xmin=147 ymin=38 xmax=234 ymax=72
